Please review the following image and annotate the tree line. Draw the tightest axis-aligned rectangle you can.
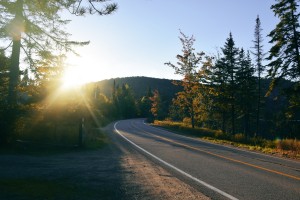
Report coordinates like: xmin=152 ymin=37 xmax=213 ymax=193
xmin=0 ymin=0 xmax=118 ymax=145
xmin=163 ymin=0 xmax=300 ymax=139
xmin=0 ymin=0 xmax=299 ymax=145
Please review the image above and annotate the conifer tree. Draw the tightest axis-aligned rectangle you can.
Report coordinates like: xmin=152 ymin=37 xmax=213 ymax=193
xmin=236 ymin=49 xmax=256 ymax=136
xmin=268 ymin=0 xmax=300 ymax=82
xmin=211 ymin=57 xmax=230 ymax=132
xmin=252 ymin=15 xmax=265 ymax=136
xmin=218 ymin=33 xmax=239 ymax=135
xmin=268 ymin=0 xmax=300 ymax=120
xmin=139 ymin=87 xmax=152 ymax=118
xmin=0 ymin=0 xmax=117 ymax=106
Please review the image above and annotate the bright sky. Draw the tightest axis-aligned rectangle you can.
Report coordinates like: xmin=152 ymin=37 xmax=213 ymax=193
xmin=62 ymin=0 xmax=278 ymax=86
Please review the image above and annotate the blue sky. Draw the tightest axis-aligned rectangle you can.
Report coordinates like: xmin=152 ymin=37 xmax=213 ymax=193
xmin=63 ymin=0 xmax=278 ymax=85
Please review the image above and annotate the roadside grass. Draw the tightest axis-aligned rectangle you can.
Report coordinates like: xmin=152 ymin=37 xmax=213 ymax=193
xmin=153 ymin=120 xmax=300 ymax=159
xmin=0 ymin=178 xmax=115 ymax=200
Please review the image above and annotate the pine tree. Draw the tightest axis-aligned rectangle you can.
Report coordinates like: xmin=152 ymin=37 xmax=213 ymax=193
xmin=220 ymin=32 xmax=239 ymax=135
xmin=114 ymin=83 xmax=137 ymax=119
xmin=211 ymin=57 xmax=230 ymax=132
xmin=139 ymin=87 xmax=152 ymax=118
xmin=0 ymin=0 xmax=117 ymax=106
xmin=252 ymin=15 xmax=266 ymax=136
xmin=0 ymin=51 xmax=10 ymax=144
xmin=268 ymin=0 xmax=300 ymax=83
xmin=236 ymin=49 xmax=256 ymax=136
xmin=268 ymin=0 xmax=300 ymax=121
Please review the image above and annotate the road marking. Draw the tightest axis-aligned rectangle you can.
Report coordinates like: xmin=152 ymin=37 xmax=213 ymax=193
xmin=134 ymin=121 xmax=300 ymax=181
xmin=143 ymin=120 xmax=300 ymax=165
xmin=114 ymin=121 xmax=239 ymax=200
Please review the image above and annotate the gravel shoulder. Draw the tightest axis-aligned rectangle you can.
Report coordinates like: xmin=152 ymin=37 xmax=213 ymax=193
xmin=0 ymin=122 xmax=209 ymax=200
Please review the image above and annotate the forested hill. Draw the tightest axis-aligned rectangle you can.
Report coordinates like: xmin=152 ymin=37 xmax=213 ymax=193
xmin=93 ymin=76 xmax=292 ymax=105
xmin=94 ymin=76 xmax=182 ymax=99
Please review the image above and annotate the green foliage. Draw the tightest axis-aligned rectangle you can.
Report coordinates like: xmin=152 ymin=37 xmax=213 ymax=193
xmin=139 ymin=87 xmax=153 ymax=118
xmin=235 ymin=49 xmax=256 ymax=137
xmin=252 ymin=15 xmax=266 ymax=136
xmin=112 ymin=83 xmax=137 ymax=119
xmin=268 ymin=0 xmax=300 ymax=81
xmin=0 ymin=0 xmax=118 ymax=145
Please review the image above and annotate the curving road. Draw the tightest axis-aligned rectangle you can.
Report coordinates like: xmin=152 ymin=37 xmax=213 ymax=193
xmin=113 ymin=119 xmax=300 ymax=200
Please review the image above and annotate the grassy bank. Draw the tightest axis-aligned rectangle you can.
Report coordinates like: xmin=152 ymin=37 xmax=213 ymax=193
xmin=153 ymin=120 xmax=300 ymax=159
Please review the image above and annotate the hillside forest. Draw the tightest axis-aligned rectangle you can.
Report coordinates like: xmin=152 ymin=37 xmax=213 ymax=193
xmin=0 ymin=0 xmax=300 ymax=147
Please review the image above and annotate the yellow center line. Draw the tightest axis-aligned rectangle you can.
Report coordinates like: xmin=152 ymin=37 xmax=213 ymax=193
xmin=131 ymin=122 xmax=300 ymax=181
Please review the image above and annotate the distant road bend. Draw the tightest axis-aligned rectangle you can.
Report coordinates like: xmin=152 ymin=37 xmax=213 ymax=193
xmin=113 ymin=119 xmax=300 ymax=200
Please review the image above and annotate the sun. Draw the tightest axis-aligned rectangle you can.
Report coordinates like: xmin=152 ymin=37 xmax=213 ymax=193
xmin=61 ymin=66 xmax=90 ymax=89
xmin=61 ymin=51 xmax=111 ymax=89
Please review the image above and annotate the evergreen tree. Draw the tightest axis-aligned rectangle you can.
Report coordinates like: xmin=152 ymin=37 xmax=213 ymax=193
xmin=0 ymin=51 xmax=10 ymax=144
xmin=114 ymin=83 xmax=137 ymax=119
xmin=214 ymin=33 xmax=239 ymax=134
xmin=268 ymin=0 xmax=300 ymax=123
xmin=236 ymin=49 xmax=256 ymax=136
xmin=0 ymin=0 xmax=117 ymax=106
xmin=0 ymin=0 xmax=117 ymax=144
xmin=0 ymin=50 xmax=9 ymax=104
xmin=211 ymin=57 xmax=231 ymax=132
xmin=139 ymin=87 xmax=152 ymax=118
xmin=268 ymin=0 xmax=300 ymax=82
xmin=252 ymin=15 xmax=266 ymax=136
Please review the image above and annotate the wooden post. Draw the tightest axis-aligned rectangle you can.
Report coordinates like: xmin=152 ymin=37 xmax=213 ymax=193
xmin=78 ymin=117 xmax=84 ymax=147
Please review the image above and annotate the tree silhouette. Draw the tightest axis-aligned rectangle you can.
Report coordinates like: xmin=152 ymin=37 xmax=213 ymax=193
xmin=0 ymin=0 xmax=117 ymax=106
xmin=268 ymin=0 xmax=300 ymax=123
xmin=252 ymin=15 xmax=266 ymax=136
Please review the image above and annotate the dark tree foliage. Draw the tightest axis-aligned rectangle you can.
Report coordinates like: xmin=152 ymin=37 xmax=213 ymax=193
xmin=113 ymin=83 xmax=137 ymax=119
xmin=236 ymin=49 xmax=256 ymax=137
xmin=268 ymin=0 xmax=300 ymax=82
xmin=268 ymin=0 xmax=300 ymax=134
xmin=252 ymin=15 xmax=266 ymax=136
xmin=0 ymin=51 xmax=10 ymax=144
xmin=139 ymin=87 xmax=153 ymax=118
xmin=0 ymin=0 xmax=117 ymax=145
xmin=0 ymin=0 xmax=117 ymax=106
xmin=213 ymin=33 xmax=239 ymax=134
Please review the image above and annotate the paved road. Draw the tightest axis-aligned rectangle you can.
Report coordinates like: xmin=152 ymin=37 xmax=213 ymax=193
xmin=113 ymin=119 xmax=300 ymax=200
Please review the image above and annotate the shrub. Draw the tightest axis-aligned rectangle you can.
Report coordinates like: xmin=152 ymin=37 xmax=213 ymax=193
xmin=276 ymin=139 xmax=300 ymax=152
xmin=232 ymin=133 xmax=246 ymax=143
xmin=183 ymin=117 xmax=192 ymax=126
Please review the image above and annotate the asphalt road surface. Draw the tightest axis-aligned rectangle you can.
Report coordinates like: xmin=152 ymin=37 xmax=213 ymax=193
xmin=113 ymin=119 xmax=300 ymax=200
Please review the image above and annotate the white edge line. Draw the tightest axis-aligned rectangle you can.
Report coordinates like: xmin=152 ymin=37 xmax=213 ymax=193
xmin=114 ymin=121 xmax=239 ymax=200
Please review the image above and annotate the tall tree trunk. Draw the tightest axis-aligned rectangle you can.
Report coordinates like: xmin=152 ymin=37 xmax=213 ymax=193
xmin=8 ymin=39 xmax=21 ymax=106
xmin=191 ymin=105 xmax=195 ymax=129
xmin=256 ymin=74 xmax=261 ymax=137
xmin=222 ymin=111 xmax=226 ymax=133
xmin=8 ymin=0 xmax=23 ymax=106
xmin=231 ymin=103 xmax=235 ymax=135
